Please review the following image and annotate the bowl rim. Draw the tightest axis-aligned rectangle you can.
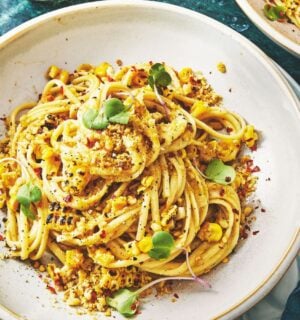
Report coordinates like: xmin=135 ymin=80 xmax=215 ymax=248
xmin=235 ymin=0 xmax=300 ymax=57
xmin=0 ymin=1 xmax=299 ymax=319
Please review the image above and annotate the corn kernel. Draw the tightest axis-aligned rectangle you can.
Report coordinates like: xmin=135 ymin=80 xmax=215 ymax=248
xmin=243 ymin=206 xmax=253 ymax=217
xmin=77 ymin=63 xmax=93 ymax=72
xmin=217 ymin=62 xmax=227 ymax=73
xmin=48 ymin=65 xmax=60 ymax=79
xmin=243 ymin=125 xmax=258 ymax=148
xmin=191 ymin=101 xmax=208 ymax=118
xmin=39 ymin=265 xmax=46 ymax=272
xmin=138 ymin=236 xmax=153 ymax=253
xmin=59 ymin=70 xmax=69 ymax=84
xmin=94 ymin=62 xmax=111 ymax=77
xmin=198 ymin=222 xmax=223 ymax=243
xmin=94 ymin=249 xmax=115 ymax=267
xmin=66 ymin=249 xmax=84 ymax=268
xmin=179 ymin=67 xmax=193 ymax=83
xmin=41 ymin=146 xmax=54 ymax=160
xmin=141 ymin=176 xmax=154 ymax=188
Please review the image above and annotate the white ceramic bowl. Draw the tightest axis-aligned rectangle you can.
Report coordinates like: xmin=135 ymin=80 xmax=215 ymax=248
xmin=236 ymin=0 xmax=300 ymax=57
xmin=0 ymin=1 xmax=299 ymax=319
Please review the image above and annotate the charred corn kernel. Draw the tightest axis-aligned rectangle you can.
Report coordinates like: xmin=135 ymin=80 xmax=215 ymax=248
xmin=179 ymin=67 xmax=193 ymax=83
xmin=199 ymin=222 xmax=223 ymax=243
xmin=59 ymin=70 xmax=69 ymax=84
xmin=141 ymin=176 xmax=154 ymax=188
xmin=191 ymin=101 xmax=208 ymax=118
xmin=48 ymin=65 xmax=60 ymax=79
xmin=217 ymin=62 xmax=227 ymax=73
xmin=111 ymin=196 xmax=127 ymax=211
xmin=138 ymin=236 xmax=153 ymax=253
xmin=94 ymin=62 xmax=110 ymax=77
xmin=243 ymin=125 xmax=258 ymax=148
xmin=77 ymin=63 xmax=93 ymax=72
xmin=243 ymin=206 xmax=253 ymax=217
xmin=41 ymin=146 xmax=54 ymax=160
xmin=66 ymin=249 xmax=84 ymax=268
xmin=125 ymin=241 xmax=140 ymax=256
xmin=93 ymin=249 xmax=115 ymax=266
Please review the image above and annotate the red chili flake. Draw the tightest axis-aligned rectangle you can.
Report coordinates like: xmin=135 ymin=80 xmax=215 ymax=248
xmin=87 ymin=138 xmax=96 ymax=148
xmin=54 ymin=276 xmax=63 ymax=288
xmin=131 ymin=302 xmax=138 ymax=311
xmin=107 ymin=75 xmax=114 ymax=82
xmin=38 ymin=274 xmax=42 ymax=279
xmin=46 ymin=95 xmax=55 ymax=102
xmin=34 ymin=168 xmax=42 ymax=178
xmin=59 ymin=86 xmax=64 ymax=95
xmin=226 ymin=127 xmax=233 ymax=133
xmin=250 ymin=145 xmax=257 ymax=152
xmin=245 ymin=225 xmax=250 ymax=231
xmin=103 ymin=289 xmax=112 ymax=297
xmin=63 ymin=195 xmax=72 ymax=202
xmin=174 ymin=293 xmax=179 ymax=299
xmin=91 ymin=290 xmax=97 ymax=303
xmin=277 ymin=18 xmax=286 ymax=23
xmin=219 ymin=189 xmax=225 ymax=197
xmin=232 ymin=208 xmax=239 ymax=214
xmin=0 ymin=234 xmax=5 ymax=241
xmin=252 ymin=230 xmax=260 ymax=235
xmin=246 ymin=159 xmax=253 ymax=167
xmin=261 ymin=208 xmax=266 ymax=213
xmin=251 ymin=166 xmax=260 ymax=173
xmin=46 ymin=285 xmax=57 ymax=294
xmin=100 ymin=230 xmax=106 ymax=239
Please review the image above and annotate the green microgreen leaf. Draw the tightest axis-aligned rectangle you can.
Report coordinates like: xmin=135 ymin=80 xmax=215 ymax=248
xmin=204 ymin=159 xmax=236 ymax=185
xmin=82 ymin=108 xmax=109 ymax=130
xmin=106 ymin=288 xmax=138 ymax=317
xmin=263 ymin=4 xmax=286 ymax=21
xmin=16 ymin=183 xmax=31 ymax=206
xmin=29 ymin=185 xmax=42 ymax=203
xmin=82 ymin=108 xmax=98 ymax=129
xmin=20 ymin=204 xmax=36 ymax=220
xmin=103 ymin=98 xmax=126 ymax=118
xmin=83 ymin=98 xmax=130 ymax=130
xmin=17 ymin=183 xmax=41 ymax=219
xmin=109 ymin=111 xmax=130 ymax=124
xmin=148 ymin=63 xmax=172 ymax=90
xmin=148 ymin=231 xmax=175 ymax=260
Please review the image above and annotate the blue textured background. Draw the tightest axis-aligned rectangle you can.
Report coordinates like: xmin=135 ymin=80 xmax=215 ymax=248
xmin=0 ymin=0 xmax=299 ymax=83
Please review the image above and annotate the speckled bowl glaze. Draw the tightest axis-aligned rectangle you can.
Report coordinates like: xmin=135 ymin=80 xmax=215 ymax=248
xmin=236 ymin=0 xmax=300 ymax=57
xmin=0 ymin=1 xmax=299 ymax=320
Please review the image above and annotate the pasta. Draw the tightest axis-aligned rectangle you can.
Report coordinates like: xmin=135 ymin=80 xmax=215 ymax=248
xmin=0 ymin=61 xmax=259 ymax=314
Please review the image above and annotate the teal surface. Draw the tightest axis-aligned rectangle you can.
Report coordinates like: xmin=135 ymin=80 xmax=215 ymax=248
xmin=0 ymin=0 xmax=299 ymax=83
